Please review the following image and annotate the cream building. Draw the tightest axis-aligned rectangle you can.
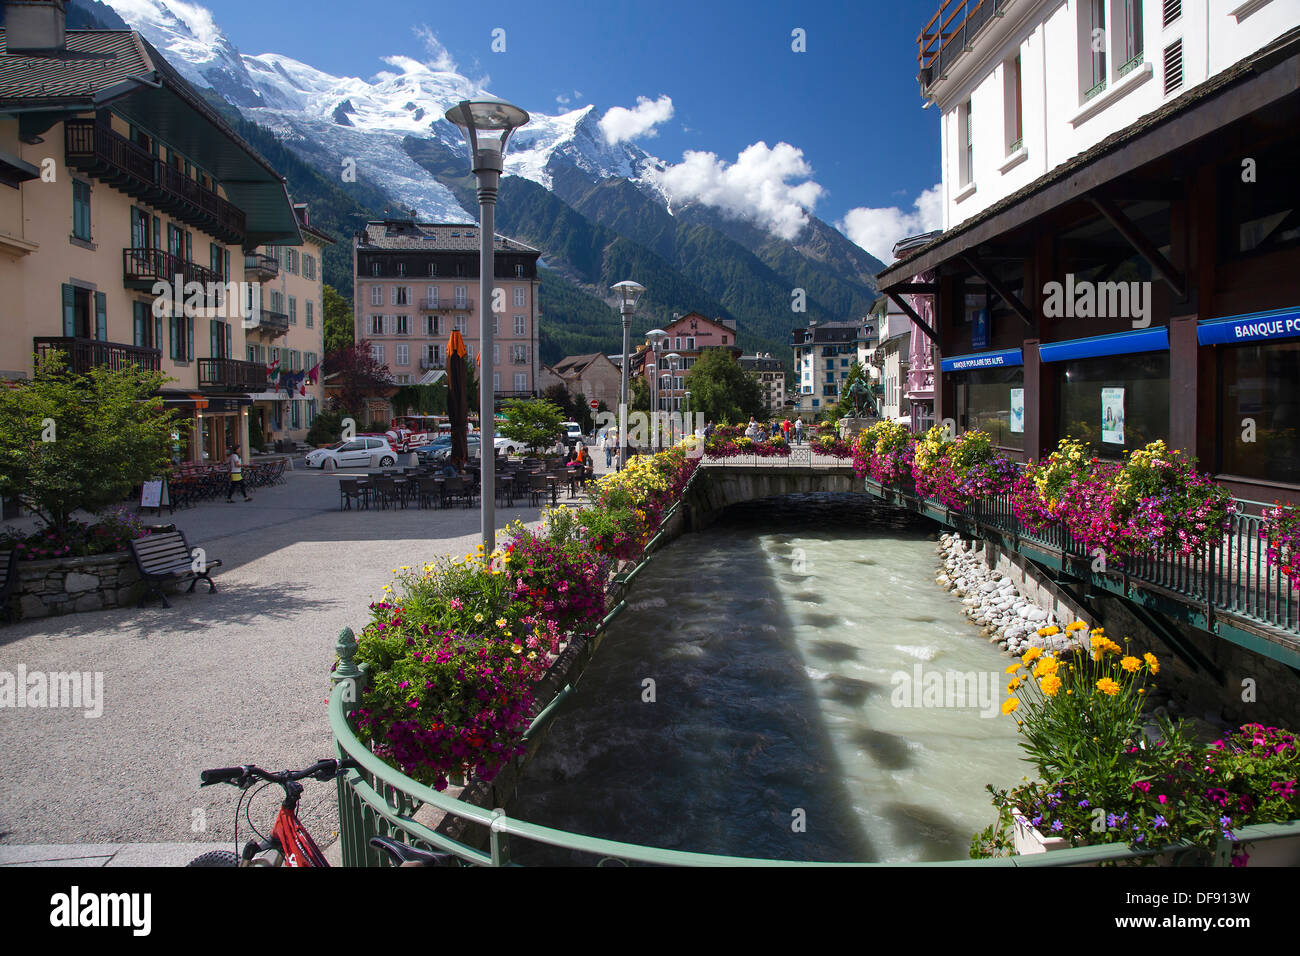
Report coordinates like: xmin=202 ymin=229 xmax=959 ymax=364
xmin=0 ymin=5 xmax=302 ymax=462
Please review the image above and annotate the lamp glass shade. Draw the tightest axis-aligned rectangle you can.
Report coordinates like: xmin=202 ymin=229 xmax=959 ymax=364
xmin=611 ymin=280 xmax=646 ymax=309
xmin=444 ymin=98 xmax=530 ymax=157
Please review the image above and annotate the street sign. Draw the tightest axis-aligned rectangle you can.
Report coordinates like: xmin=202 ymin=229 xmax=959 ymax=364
xmin=588 ymin=399 xmax=599 ymax=410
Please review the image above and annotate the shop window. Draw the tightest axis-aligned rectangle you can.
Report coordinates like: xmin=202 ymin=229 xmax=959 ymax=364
xmin=955 ymin=366 xmax=1025 ymax=451
xmin=1219 ymin=341 xmax=1300 ymax=485
xmin=1055 ymin=351 xmax=1169 ymax=456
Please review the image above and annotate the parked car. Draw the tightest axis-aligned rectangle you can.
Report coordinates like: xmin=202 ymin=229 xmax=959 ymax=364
xmin=561 ymin=421 xmax=584 ymax=443
xmin=305 ymin=436 xmax=399 ymax=469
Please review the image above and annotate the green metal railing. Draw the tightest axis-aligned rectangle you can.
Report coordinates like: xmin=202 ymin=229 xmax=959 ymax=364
xmin=328 ymin=463 xmax=1300 ymax=866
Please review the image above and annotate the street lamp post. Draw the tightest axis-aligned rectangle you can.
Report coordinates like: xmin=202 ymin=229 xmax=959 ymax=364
xmin=644 ymin=328 xmax=666 ymax=446
xmin=662 ymin=352 xmax=681 ymax=443
xmin=446 ymin=97 xmax=529 ymax=558
xmin=611 ymin=280 xmax=645 ymax=470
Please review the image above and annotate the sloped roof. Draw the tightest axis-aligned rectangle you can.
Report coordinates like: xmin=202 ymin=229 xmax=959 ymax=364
xmin=358 ymin=221 xmax=539 ymax=253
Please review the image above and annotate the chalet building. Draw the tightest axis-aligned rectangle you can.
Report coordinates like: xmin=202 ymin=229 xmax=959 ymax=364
xmin=633 ymin=311 xmax=741 ymax=412
xmin=876 ymin=1 xmax=1300 ymax=502
xmin=244 ymin=203 xmax=335 ymax=448
xmin=738 ymin=354 xmax=787 ymax=416
xmin=351 ymin=220 xmax=541 ymax=406
xmin=538 ymin=352 xmax=622 ymax=412
xmin=0 ymin=1 xmax=302 ymax=462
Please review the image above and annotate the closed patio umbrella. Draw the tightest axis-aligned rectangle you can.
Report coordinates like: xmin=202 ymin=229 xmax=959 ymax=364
xmin=447 ymin=331 xmax=468 ymax=467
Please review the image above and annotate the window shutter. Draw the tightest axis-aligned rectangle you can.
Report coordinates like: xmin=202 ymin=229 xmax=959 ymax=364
xmin=210 ymin=319 xmax=219 ymax=358
xmin=187 ymin=316 xmax=195 ymax=361
xmin=62 ymin=284 xmax=76 ymax=336
xmin=94 ymin=292 xmax=107 ymax=341
xmin=169 ymin=316 xmax=178 ymax=360
xmin=133 ymin=301 xmax=146 ymax=346
xmin=154 ymin=315 xmax=162 ymax=351
xmin=226 ymin=323 xmax=232 ymax=359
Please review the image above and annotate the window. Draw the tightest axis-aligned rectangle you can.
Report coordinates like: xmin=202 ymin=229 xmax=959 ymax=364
xmin=514 ymin=373 xmax=527 ymax=392
xmin=370 ymin=315 xmax=383 ymax=335
xmin=454 ymin=315 xmax=466 ymax=333
xmin=396 ymin=344 xmax=409 ymax=366
xmin=1004 ymin=54 xmax=1023 ymax=153
xmin=209 ymin=319 xmax=232 ymax=358
xmin=493 ymin=344 xmax=500 ymax=365
xmin=685 ymin=337 xmax=695 ymax=350
xmin=1219 ymin=341 xmax=1300 ymax=484
xmin=132 ymin=300 xmax=161 ymax=349
xmin=395 ymin=374 xmax=410 ymax=385
xmin=454 ymin=285 xmax=467 ymax=307
xmin=306 ymin=301 xmax=314 ymax=328
xmin=72 ymin=180 xmax=92 ymax=241
xmin=391 ymin=286 xmax=410 ymax=306
xmin=426 ymin=287 xmax=440 ymax=308
xmin=514 ymin=315 xmax=526 ymax=336
xmin=1119 ymin=0 xmax=1144 ymax=76
xmin=494 ymin=373 xmax=501 ymax=391
xmin=393 ymin=314 xmax=409 ymax=335
xmin=397 ymin=260 xmax=406 ymax=277
xmin=288 ymin=296 xmax=297 ymax=325
xmin=1084 ymin=0 xmax=1108 ymax=100
xmin=424 ymin=315 xmax=440 ymax=336
xmin=955 ymin=100 xmax=975 ymax=187
xmin=722 ymin=336 xmax=727 ymax=344
xmin=953 ymin=366 xmax=1025 ymax=451
xmin=371 ymin=344 xmax=385 ymax=364
xmin=424 ymin=344 xmax=442 ymax=366
xmin=428 ymin=262 xmax=438 ymax=277
xmin=1221 ymin=145 xmax=1299 ymax=257
xmin=513 ymin=345 xmax=528 ymax=364
xmin=514 ymin=265 xmax=524 ymax=279
xmin=168 ymin=313 xmax=193 ymax=362
xmin=371 ymin=262 xmax=380 ymax=277
xmin=493 ymin=315 xmax=499 ymax=335
xmin=513 ymin=287 xmax=526 ymax=308
xmin=304 ymin=254 xmax=316 ymax=280
xmin=370 ymin=286 xmax=384 ymax=306
xmin=1056 ymin=352 xmax=1169 ymax=456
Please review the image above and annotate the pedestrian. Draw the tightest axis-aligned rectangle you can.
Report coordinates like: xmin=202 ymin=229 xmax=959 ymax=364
xmin=704 ymin=421 xmax=715 ymax=440
xmin=745 ymin=417 xmax=759 ymax=439
xmin=600 ymin=429 xmax=613 ymax=469
xmin=225 ymin=444 xmax=249 ymax=502
xmin=783 ymin=418 xmax=792 ymax=442
xmin=794 ymin=418 xmax=804 ymax=444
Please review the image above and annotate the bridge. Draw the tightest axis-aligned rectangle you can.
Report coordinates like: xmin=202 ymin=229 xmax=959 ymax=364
xmin=686 ymin=454 xmax=1300 ymax=672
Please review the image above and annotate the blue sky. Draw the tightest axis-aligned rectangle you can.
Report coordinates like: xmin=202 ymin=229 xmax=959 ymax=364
xmin=199 ymin=0 xmax=944 ymax=259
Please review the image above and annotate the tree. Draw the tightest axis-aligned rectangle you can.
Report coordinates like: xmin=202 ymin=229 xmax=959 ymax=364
xmin=824 ymin=361 xmax=871 ymax=420
xmin=323 ymin=284 xmax=355 ymax=355
xmin=325 ymin=339 xmax=390 ymax=421
xmin=498 ymin=398 xmax=566 ymax=454
xmin=685 ymin=347 xmax=765 ymax=424
xmin=0 ymin=351 xmax=185 ymax=530
xmin=629 ymin=376 xmax=650 ymax=413
xmin=541 ymin=383 xmax=578 ymax=420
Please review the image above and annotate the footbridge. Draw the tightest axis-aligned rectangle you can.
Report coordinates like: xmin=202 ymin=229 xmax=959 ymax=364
xmin=685 ymin=451 xmax=862 ymax=529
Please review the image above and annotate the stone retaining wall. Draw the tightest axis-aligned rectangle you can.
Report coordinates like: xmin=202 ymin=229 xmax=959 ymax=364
xmin=6 ymin=552 xmax=146 ymax=621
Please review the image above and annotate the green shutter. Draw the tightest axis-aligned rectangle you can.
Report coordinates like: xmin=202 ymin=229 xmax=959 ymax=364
xmin=153 ymin=216 xmax=160 ymax=250
xmin=225 ymin=322 xmax=232 ymax=360
xmin=62 ymin=284 xmax=75 ymax=337
xmin=210 ymin=319 xmax=218 ymax=358
xmin=154 ymin=315 xmax=162 ymax=352
xmin=94 ymin=292 xmax=106 ymax=340
xmin=187 ymin=317 xmax=195 ymax=361
xmin=169 ymin=316 xmax=178 ymax=360
xmin=133 ymin=301 xmax=146 ymax=346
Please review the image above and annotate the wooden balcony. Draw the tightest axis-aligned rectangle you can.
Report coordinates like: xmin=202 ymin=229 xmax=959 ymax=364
xmin=253 ymin=309 xmax=289 ymax=336
xmin=65 ymin=120 xmax=246 ymax=245
xmin=33 ymin=337 xmax=161 ymax=374
xmin=917 ymin=0 xmax=1006 ymax=87
xmin=244 ymin=253 xmax=280 ymax=281
xmin=123 ymin=247 xmax=222 ymax=292
xmin=197 ymin=357 xmax=267 ymax=392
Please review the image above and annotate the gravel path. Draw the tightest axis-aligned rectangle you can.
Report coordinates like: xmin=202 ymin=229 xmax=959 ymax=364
xmin=0 ymin=462 xmax=584 ymax=848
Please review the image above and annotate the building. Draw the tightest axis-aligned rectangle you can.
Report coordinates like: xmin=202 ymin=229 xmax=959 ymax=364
xmin=0 ymin=3 xmax=302 ymax=462
xmin=877 ymin=2 xmax=1300 ymax=499
xmin=539 ymin=352 xmax=622 ymax=412
xmin=245 ymin=203 xmax=335 ymax=448
xmin=790 ymin=319 xmax=871 ymax=420
xmin=352 ymin=220 xmax=541 ymax=411
xmin=634 ymin=311 xmax=741 ymax=411
xmin=869 ymin=299 xmax=912 ymax=424
xmin=739 ymin=354 xmax=787 ymax=416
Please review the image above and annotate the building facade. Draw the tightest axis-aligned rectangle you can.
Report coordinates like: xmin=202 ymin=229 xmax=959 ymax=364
xmin=790 ymin=319 xmax=872 ymax=421
xmin=352 ymin=220 xmax=541 ymax=408
xmin=540 ymin=352 xmax=622 ymax=413
xmin=739 ymin=354 xmax=787 ymax=416
xmin=0 ymin=7 xmax=301 ymax=463
xmin=635 ymin=312 xmax=741 ymax=412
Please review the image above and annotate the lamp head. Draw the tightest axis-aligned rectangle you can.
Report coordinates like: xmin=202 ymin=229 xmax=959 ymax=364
xmin=445 ymin=97 xmax=530 ymax=170
xmin=611 ymin=280 xmax=646 ymax=310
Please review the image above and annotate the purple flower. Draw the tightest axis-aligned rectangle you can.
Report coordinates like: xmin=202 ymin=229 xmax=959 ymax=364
xmin=1153 ymin=815 xmax=1167 ymax=828
xmin=1050 ymin=820 xmax=1063 ymax=833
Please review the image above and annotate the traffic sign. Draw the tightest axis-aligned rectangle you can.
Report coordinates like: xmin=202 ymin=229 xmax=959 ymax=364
xmin=588 ymin=399 xmax=599 ymax=410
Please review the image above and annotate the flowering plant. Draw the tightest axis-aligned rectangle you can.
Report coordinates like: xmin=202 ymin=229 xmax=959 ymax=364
xmin=1261 ymin=504 xmax=1300 ymax=591
xmin=851 ymin=420 xmax=915 ymax=485
xmin=1 ymin=507 xmax=150 ymax=561
xmin=809 ymin=435 xmax=852 ymax=458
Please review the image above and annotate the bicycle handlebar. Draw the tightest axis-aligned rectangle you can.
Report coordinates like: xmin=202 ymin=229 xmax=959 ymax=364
xmin=199 ymin=758 xmax=359 ymax=789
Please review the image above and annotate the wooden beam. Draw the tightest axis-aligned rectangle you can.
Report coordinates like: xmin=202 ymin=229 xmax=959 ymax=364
xmin=888 ymin=282 xmax=938 ymax=294
xmin=960 ymin=253 xmax=1034 ymax=327
xmin=886 ymin=292 xmax=940 ymax=346
xmin=1089 ymin=196 xmax=1187 ymax=299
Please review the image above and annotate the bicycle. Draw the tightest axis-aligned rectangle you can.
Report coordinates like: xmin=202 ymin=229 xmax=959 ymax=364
xmin=187 ymin=758 xmax=460 ymax=867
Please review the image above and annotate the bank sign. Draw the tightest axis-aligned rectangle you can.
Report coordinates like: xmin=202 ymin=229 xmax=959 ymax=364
xmin=941 ymin=348 xmax=1023 ymax=372
xmin=1198 ymin=307 xmax=1300 ymax=346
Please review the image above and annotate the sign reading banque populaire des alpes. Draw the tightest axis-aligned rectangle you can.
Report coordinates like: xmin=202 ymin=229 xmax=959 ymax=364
xmin=940 ymin=348 xmax=1024 ymax=372
xmin=1197 ymin=307 xmax=1300 ymax=346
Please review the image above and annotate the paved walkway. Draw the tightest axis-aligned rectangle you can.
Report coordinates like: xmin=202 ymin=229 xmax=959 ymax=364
xmin=0 ymin=460 xmax=601 ymax=864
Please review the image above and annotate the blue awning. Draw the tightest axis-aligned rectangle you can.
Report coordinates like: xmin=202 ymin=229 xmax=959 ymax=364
xmin=940 ymin=348 xmax=1023 ymax=372
xmin=1197 ymin=307 xmax=1300 ymax=346
xmin=1038 ymin=326 xmax=1169 ymax=363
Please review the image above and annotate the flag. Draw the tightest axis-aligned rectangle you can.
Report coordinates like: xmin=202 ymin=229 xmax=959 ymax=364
xmin=306 ymin=363 xmax=320 ymax=385
xmin=266 ymin=359 xmax=281 ymax=387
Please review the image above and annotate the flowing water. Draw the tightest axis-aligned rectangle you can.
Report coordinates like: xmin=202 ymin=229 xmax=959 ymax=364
xmin=510 ymin=494 xmax=1029 ymax=864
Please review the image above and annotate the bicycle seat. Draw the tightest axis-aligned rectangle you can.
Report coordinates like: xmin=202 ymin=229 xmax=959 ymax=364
xmin=369 ymin=836 xmax=460 ymax=867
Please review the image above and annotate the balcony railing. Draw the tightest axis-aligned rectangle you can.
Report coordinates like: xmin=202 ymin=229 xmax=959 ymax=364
xmin=254 ymin=309 xmax=289 ymax=335
xmin=244 ymin=253 xmax=280 ymax=279
xmin=33 ymin=336 xmax=161 ymax=373
xmin=65 ymin=120 xmax=246 ymax=244
xmin=419 ymin=299 xmax=473 ymax=312
xmin=197 ymin=357 xmax=267 ymax=392
xmin=123 ymin=247 xmax=221 ymax=291
xmin=918 ymin=0 xmax=1006 ymax=87
xmin=419 ymin=358 xmax=446 ymax=370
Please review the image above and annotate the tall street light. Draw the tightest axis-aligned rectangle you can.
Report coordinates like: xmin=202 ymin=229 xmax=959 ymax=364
xmin=644 ymin=327 xmax=667 ymax=445
xmin=446 ymin=96 xmax=529 ymax=558
xmin=611 ymin=280 xmax=645 ymax=470
xmin=663 ymin=352 xmax=681 ymax=443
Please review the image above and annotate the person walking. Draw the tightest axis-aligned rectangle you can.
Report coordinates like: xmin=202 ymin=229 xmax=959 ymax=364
xmin=225 ymin=444 xmax=249 ymax=502
xmin=600 ymin=429 xmax=613 ymax=469
xmin=794 ymin=418 xmax=804 ymax=444
xmin=782 ymin=418 xmax=792 ymax=442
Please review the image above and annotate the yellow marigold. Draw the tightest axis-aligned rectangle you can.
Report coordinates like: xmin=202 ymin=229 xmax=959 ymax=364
xmin=1002 ymin=697 xmax=1020 ymax=715
xmin=1041 ymin=674 xmax=1063 ymax=697
xmin=1033 ymin=655 xmax=1060 ymax=678
xmin=1038 ymin=625 xmax=1061 ymax=637
xmin=1120 ymin=655 xmax=1141 ymax=673
xmin=1096 ymin=677 xmax=1121 ymax=696
xmin=1144 ymin=652 xmax=1160 ymax=674
xmin=1007 ymin=678 xmax=1022 ymax=693
xmin=1021 ymin=647 xmax=1043 ymax=666
xmin=1090 ymin=626 xmax=1105 ymax=636
xmin=1066 ymin=620 xmax=1088 ymax=632
xmin=1004 ymin=663 xmax=1020 ymax=674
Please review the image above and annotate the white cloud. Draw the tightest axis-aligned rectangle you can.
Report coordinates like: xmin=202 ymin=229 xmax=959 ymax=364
xmin=413 ymin=25 xmax=457 ymax=72
xmin=654 ymin=141 xmax=824 ymax=241
xmin=598 ymin=95 xmax=674 ymax=144
xmin=837 ymin=184 xmax=943 ymax=262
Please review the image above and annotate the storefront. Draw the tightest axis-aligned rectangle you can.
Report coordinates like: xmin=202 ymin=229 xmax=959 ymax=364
xmin=941 ymin=348 xmax=1024 ymax=452
xmin=198 ymin=395 xmax=253 ymax=460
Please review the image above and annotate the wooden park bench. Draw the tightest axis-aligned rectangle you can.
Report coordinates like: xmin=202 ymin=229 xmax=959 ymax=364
xmin=128 ymin=529 xmax=222 ymax=608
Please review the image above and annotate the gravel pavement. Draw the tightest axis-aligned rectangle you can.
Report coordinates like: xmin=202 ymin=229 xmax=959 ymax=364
xmin=0 ymin=460 xmax=592 ymax=856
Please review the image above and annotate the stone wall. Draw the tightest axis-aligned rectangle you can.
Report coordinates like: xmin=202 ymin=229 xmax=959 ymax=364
xmin=7 ymin=552 xmax=145 ymax=621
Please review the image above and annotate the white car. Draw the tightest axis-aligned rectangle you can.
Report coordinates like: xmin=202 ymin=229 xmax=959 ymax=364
xmin=306 ymin=436 xmax=399 ymax=469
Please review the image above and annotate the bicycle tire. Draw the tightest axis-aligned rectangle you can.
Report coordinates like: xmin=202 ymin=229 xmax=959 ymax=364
xmin=186 ymin=850 xmax=239 ymax=867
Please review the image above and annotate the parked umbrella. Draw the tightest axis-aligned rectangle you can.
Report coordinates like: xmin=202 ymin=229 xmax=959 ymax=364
xmin=447 ymin=331 xmax=468 ymax=467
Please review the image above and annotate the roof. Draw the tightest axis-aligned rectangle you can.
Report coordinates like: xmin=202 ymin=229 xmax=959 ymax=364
xmin=877 ymin=25 xmax=1300 ymax=288
xmin=357 ymin=220 xmax=539 ymax=254
xmin=739 ymin=355 xmax=785 ymax=371
xmin=0 ymin=29 xmax=301 ymax=247
xmin=791 ymin=321 xmax=864 ymax=345
xmin=551 ymin=352 xmax=609 ymax=376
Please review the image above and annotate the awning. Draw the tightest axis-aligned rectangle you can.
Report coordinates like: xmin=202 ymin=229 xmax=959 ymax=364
xmin=1197 ymin=306 xmax=1300 ymax=346
xmin=247 ymin=390 xmax=289 ymax=402
xmin=1038 ymin=327 xmax=1169 ymax=363
xmin=160 ymin=392 xmax=208 ymax=409
xmin=941 ymin=348 xmax=1024 ymax=372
